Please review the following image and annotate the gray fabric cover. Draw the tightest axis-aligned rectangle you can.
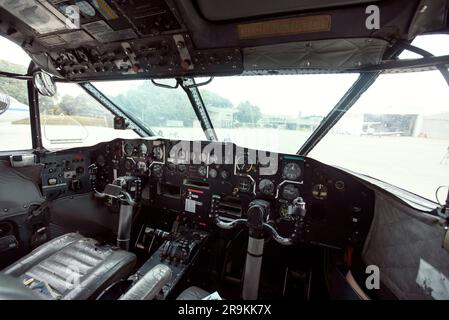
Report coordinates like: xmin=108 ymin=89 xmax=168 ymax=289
xmin=0 ymin=161 xmax=44 ymax=218
xmin=48 ymin=193 xmax=119 ymax=238
xmin=177 ymin=286 xmax=210 ymax=300
xmin=363 ymin=192 xmax=449 ymax=300
xmin=244 ymin=38 xmax=388 ymax=71
xmin=2 ymin=233 xmax=136 ymax=300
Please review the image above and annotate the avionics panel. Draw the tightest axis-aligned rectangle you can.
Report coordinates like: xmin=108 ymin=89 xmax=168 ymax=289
xmin=38 ymin=138 xmax=375 ymax=250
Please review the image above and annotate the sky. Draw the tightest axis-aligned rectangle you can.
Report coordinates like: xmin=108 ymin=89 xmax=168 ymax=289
xmin=1 ymin=34 xmax=448 ymax=117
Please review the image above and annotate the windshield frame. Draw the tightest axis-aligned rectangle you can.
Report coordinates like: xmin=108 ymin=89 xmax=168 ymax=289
xmin=27 ymin=37 xmax=448 ymax=154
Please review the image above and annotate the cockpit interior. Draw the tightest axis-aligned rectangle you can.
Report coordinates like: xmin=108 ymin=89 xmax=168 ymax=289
xmin=0 ymin=0 xmax=448 ymax=301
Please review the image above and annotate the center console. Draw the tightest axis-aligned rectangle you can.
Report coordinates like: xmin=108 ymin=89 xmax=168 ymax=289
xmin=131 ymin=226 xmax=208 ymax=299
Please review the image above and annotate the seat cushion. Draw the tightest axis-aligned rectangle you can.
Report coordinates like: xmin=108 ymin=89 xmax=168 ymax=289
xmin=2 ymin=233 xmax=136 ymax=300
xmin=177 ymin=286 xmax=211 ymax=300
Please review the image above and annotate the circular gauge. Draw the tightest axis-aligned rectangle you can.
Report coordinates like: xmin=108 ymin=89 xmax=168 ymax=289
xmin=209 ymin=168 xmax=218 ymax=178
xmin=259 ymin=179 xmax=275 ymax=195
xmin=236 ymin=155 xmax=253 ymax=173
xmin=124 ymin=143 xmax=134 ymax=156
xmin=124 ymin=158 xmax=135 ymax=171
xmin=279 ymin=202 xmax=289 ymax=219
xmin=167 ymin=163 xmax=176 ymax=171
xmin=258 ymin=155 xmax=271 ymax=167
xmin=282 ymin=162 xmax=302 ymax=180
xmin=335 ymin=180 xmax=345 ymax=191
xmin=153 ymin=146 xmax=163 ymax=161
xmin=220 ymin=169 xmax=230 ymax=180
xmin=75 ymin=1 xmax=96 ymax=17
xmin=207 ymin=154 xmax=219 ymax=165
xmin=152 ymin=164 xmax=163 ymax=177
xmin=177 ymin=149 xmax=187 ymax=160
xmin=198 ymin=165 xmax=207 ymax=177
xmin=139 ymin=143 xmax=148 ymax=156
xmin=178 ymin=164 xmax=186 ymax=173
xmin=282 ymin=183 xmax=300 ymax=200
xmin=136 ymin=161 xmax=147 ymax=174
xmin=238 ymin=178 xmax=252 ymax=192
xmin=96 ymin=154 xmax=106 ymax=167
xmin=312 ymin=184 xmax=328 ymax=200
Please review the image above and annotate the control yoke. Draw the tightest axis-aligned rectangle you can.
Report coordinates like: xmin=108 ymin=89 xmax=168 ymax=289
xmin=213 ymin=198 xmax=306 ymax=300
xmin=213 ymin=198 xmax=306 ymax=245
xmin=88 ymin=164 xmax=141 ymax=250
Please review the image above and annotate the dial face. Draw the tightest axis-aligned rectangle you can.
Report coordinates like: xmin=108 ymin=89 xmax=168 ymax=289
xmin=139 ymin=143 xmax=148 ymax=156
xmin=153 ymin=146 xmax=164 ymax=161
xmin=124 ymin=143 xmax=134 ymax=156
xmin=96 ymin=154 xmax=106 ymax=167
xmin=178 ymin=164 xmax=186 ymax=173
xmin=282 ymin=183 xmax=299 ymax=200
xmin=312 ymin=184 xmax=328 ymax=200
xmin=198 ymin=165 xmax=207 ymax=177
xmin=124 ymin=158 xmax=135 ymax=171
xmin=207 ymin=154 xmax=218 ymax=165
xmin=209 ymin=168 xmax=218 ymax=178
xmin=152 ymin=164 xmax=163 ymax=177
xmin=220 ymin=169 xmax=230 ymax=180
xmin=167 ymin=163 xmax=176 ymax=171
xmin=282 ymin=162 xmax=301 ymax=180
xmin=136 ymin=161 xmax=147 ymax=173
xmin=259 ymin=179 xmax=275 ymax=195
xmin=335 ymin=180 xmax=345 ymax=191
xmin=236 ymin=155 xmax=253 ymax=173
xmin=178 ymin=149 xmax=187 ymax=160
xmin=238 ymin=178 xmax=252 ymax=192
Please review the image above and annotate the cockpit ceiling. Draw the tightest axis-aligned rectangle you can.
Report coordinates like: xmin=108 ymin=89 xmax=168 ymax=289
xmin=0 ymin=0 xmax=447 ymax=80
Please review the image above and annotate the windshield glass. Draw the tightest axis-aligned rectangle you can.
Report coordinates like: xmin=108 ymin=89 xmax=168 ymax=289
xmin=93 ymin=80 xmax=206 ymax=141
xmin=310 ymin=69 xmax=449 ymax=201
xmin=92 ymin=75 xmax=357 ymax=151
xmin=39 ymin=82 xmax=139 ymax=150
xmin=198 ymin=74 xmax=358 ymax=153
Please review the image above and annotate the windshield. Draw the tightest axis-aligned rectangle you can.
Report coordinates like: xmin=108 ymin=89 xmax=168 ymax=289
xmin=93 ymin=80 xmax=206 ymax=141
xmin=198 ymin=74 xmax=358 ymax=153
xmin=94 ymin=74 xmax=358 ymax=152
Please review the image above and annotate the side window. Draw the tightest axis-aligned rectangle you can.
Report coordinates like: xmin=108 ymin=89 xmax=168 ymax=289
xmin=309 ymin=70 xmax=449 ymax=201
xmin=311 ymin=35 xmax=449 ymax=202
xmin=39 ymin=82 xmax=139 ymax=150
xmin=0 ymin=37 xmax=32 ymax=151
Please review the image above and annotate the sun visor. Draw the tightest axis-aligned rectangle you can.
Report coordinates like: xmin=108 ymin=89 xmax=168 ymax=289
xmin=243 ymin=38 xmax=388 ymax=72
xmin=0 ymin=0 xmax=72 ymax=35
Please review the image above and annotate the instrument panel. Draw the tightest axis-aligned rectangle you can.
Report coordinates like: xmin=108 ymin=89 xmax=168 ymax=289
xmin=39 ymin=138 xmax=374 ymax=250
